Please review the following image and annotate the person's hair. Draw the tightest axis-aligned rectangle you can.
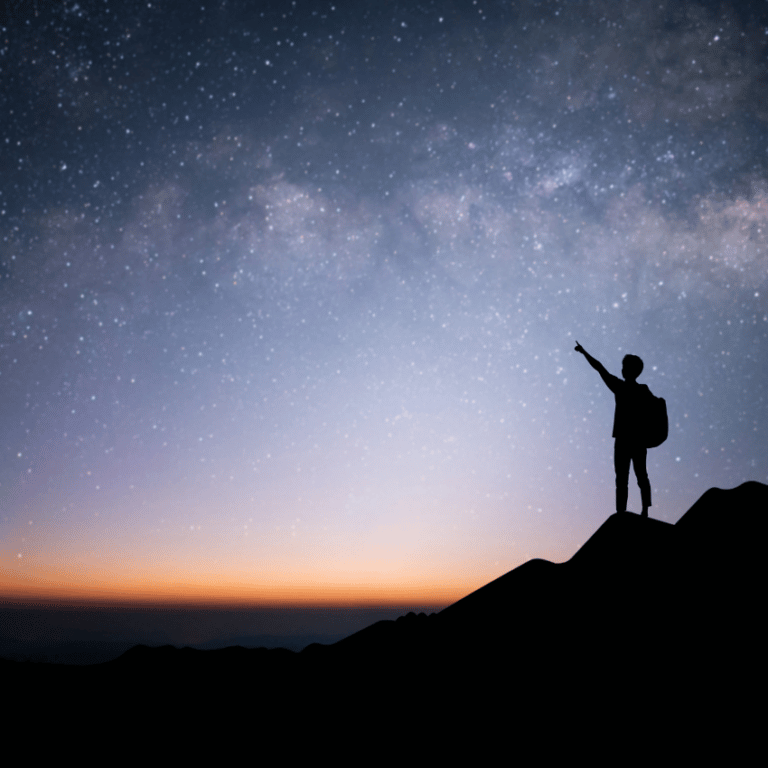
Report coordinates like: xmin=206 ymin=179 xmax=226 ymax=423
xmin=623 ymin=354 xmax=644 ymax=379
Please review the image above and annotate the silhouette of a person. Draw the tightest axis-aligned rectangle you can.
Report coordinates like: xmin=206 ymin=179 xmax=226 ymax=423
xmin=574 ymin=341 xmax=652 ymax=517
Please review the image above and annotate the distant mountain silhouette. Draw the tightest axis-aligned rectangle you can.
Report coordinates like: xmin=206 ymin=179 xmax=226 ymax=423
xmin=5 ymin=481 xmax=765 ymax=749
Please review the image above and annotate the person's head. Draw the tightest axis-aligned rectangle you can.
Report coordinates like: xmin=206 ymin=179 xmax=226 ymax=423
xmin=622 ymin=354 xmax=644 ymax=382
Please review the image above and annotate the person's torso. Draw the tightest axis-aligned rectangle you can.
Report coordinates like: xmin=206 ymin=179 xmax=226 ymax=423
xmin=612 ymin=381 xmax=650 ymax=439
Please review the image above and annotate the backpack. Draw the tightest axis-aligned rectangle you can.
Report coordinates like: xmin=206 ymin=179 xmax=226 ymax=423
xmin=644 ymin=390 xmax=668 ymax=449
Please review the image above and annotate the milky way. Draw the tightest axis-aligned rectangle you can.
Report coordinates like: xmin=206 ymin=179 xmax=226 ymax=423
xmin=1 ymin=1 xmax=767 ymax=625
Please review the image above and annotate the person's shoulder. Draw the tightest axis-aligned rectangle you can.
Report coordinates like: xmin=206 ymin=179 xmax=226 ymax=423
xmin=636 ymin=382 xmax=654 ymax=399
xmin=603 ymin=371 xmax=622 ymax=392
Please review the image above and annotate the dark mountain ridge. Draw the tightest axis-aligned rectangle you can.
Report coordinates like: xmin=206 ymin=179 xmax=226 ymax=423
xmin=314 ymin=481 xmax=764 ymax=663
xmin=4 ymin=481 xmax=765 ymax=742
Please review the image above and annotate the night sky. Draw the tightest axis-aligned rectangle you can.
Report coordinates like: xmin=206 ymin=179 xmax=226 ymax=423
xmin=2 ymin=0 xmax=767 ymax=644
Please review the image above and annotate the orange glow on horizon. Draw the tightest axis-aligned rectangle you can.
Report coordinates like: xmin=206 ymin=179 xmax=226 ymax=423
xmin=0 ymin=560 xmax=501 ymax=610
xmin=1 ymin=513 xmax=571 ymax=612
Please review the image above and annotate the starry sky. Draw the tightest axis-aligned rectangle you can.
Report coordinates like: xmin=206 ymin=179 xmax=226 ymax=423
xmin=1 ymin=0 xmax=767 ymax=642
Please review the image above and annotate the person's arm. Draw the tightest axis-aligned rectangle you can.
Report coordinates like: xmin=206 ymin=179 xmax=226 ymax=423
xmin=574 ymin=341 xmax=617 ymax=390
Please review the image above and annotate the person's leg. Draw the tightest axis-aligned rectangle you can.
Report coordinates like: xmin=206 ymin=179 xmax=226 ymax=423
xmin=632 ymin=446 xmax=651 ymax=517
xmin=614 ymin=440 xmax=630 ymax=513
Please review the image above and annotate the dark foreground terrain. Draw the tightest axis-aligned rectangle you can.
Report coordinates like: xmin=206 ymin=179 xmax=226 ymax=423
xmin=5 ymin=481 xmax=764 ymax=754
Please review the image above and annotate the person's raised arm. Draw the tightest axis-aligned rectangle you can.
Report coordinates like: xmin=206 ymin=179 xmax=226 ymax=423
xmin=574 ymin=341 xmax=615 ymax=389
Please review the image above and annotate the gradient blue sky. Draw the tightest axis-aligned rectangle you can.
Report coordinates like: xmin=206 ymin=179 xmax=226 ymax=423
xmin=1 ymin=0 xmax=767 ymax=645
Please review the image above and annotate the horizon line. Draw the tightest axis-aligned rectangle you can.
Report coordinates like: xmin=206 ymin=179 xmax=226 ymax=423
xmin=0 ymin=593 xmax=455 ymax=612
